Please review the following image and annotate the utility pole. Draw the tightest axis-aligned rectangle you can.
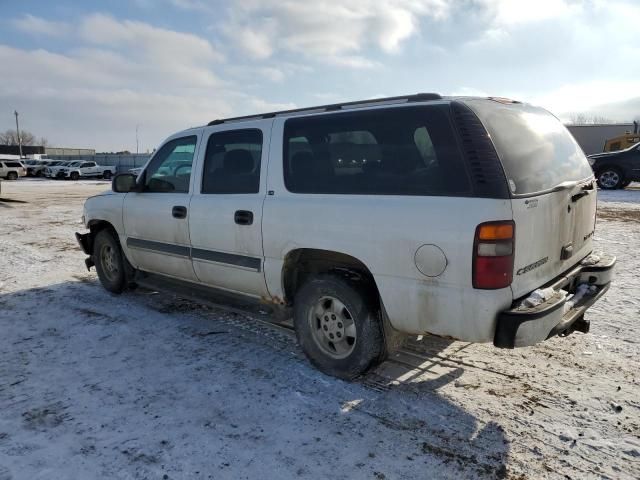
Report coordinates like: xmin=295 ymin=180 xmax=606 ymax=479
xmin=14 ymin=110 xmax=23 ymax=158
xmin=136 ymin=124 xmax=139 ymax=154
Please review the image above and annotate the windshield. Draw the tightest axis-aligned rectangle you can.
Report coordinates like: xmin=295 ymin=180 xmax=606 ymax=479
xmin=465 ymin=100 xmax=593 ymax=195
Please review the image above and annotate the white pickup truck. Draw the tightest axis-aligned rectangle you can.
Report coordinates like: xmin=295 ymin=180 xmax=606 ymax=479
xmin=57 ymin=161 xmax=114 ymax=180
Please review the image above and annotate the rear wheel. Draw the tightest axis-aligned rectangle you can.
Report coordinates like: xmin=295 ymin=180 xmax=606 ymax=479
xmin=94 ymin=229 xmax=127 ymax=293
xmin=293 ymin=274 xmax=384 ymax=380
xmin=597 ymin=168 xmax=623 ymax=189
xmin=6 ymin=171 xmax=18 ymax=180
xmin=70 ymin=171 xmax=80 ymax=181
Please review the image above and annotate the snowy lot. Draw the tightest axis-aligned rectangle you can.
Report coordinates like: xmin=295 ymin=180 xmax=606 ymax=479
xmin=0 ymin=179 xmax=639 ymax=479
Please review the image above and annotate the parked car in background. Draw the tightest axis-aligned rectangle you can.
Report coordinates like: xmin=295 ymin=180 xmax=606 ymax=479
xmin=58 ymin=161 xmax=114 ymax=180
xmin=46 ymin=161 xmax=77 ymax=178
xmin=0 ymin=159 xmax=27 ymax=180
xmin=77 ymin=93 xmax=616 ymax=379
xmin=42 ymin=161 xmax=69 ymax=177
xmin=588 ymin=142 xmax=640 ymax=189
xmin=26 ymin=159 xmax=55 ymax=177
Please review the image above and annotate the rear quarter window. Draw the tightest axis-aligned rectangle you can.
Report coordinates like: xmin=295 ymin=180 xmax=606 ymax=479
xmin=466 ymin=100 xmax=593 ymax=195
xmin=283 ymin=105 xmax=471 ymax=196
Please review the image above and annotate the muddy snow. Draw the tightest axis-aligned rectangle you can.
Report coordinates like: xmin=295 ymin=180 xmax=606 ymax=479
xmin=0 ymin=179 xmax=638 ymax=479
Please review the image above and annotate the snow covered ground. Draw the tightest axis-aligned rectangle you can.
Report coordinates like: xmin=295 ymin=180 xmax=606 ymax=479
xmin=0 ymin=180 xmax=638 ymax=479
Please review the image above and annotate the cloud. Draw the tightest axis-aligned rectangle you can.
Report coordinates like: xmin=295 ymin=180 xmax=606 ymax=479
xmin=530 ymin=80 xmax=640 ymax=121
xmin=12 ymin=14 xmax=69 ymax=36
xmin=222 ymin=0 xmax=451 ymax=67
xmin=0 ymin=14 xmax=283 ymax=151
xmin=482 ymin=0 xmax=577 ymax=24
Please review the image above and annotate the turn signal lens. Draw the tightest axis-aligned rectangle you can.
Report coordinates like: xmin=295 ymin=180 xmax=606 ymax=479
xmin=478 ymin=223 xmax=514 ymax=241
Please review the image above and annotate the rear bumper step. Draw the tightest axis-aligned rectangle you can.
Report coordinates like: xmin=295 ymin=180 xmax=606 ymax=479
xmin=494 ymin=253 xmax=616 ymax=348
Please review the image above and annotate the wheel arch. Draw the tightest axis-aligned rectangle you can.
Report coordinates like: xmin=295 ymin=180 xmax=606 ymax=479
xmin=281 ymin=248 xmax=381 ymax=307
xmin=86 ymin=219 xmax=124 ymax=256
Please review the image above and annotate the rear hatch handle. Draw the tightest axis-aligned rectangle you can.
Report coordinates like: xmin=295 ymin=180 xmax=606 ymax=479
xmin=571 ymin=181 xmax=595 ymax=203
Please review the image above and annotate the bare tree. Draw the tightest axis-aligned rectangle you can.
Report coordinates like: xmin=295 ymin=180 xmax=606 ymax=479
xmin=0 ymin=129 xmax=48 ymax=146
xmin=569 ymin=113 xmax=614 ymax=125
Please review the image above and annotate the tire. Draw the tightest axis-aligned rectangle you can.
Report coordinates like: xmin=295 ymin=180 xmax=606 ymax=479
xmin=93 ymin=229 xmax=128 ymax=294
xmin=293 ymin=274 xmax=384 ymax=380
xmin=597 ymin=167 xmax=624 ymax=189
xmin=103 ymin=170 xmax=112 ymax=180
xmin=6 ymin=171 xmax=18 ymax=180
xmin=70 ymin=171 xmax=80 ymax=181
xmin=35 ymin=170 xmax=42 ymax=177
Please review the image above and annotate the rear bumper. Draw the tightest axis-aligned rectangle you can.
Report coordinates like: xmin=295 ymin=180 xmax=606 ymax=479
xmin=494 ymin=253 xmax=616 ymax=348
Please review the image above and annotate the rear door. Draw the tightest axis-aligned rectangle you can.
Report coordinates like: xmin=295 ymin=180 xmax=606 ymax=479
xmin=465 ymin=99 xmax=597 ymax=298
xmin=122 ymin=133 xmax=201 ymax=281
xmin=188 ymin=120 xmax=271 ymax=297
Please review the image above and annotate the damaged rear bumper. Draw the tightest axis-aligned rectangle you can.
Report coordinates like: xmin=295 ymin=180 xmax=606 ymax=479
xmin=494 ymin=253 xmax=616 ymax=348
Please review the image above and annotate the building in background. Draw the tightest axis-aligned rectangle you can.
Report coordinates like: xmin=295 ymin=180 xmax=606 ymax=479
xmin=566 ymin=123 xmax=637 ymax=155
xmin=0 ymin=145 xmax=45 ymax=156
xmin=44 ymin=147 xmax=95 ymax=156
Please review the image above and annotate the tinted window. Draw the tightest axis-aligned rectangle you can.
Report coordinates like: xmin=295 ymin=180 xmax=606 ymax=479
xmin=466 ymin=100 xmax=593 ymax=194
xmin=5 ymin=162 xmax=22 ymax=167
xmin=283 ymin=106 xmax=470 ymax=195
xmin=144 ymin=136 xmax=197 ymax=193
xmin=202 ymin=129 xmax=262 ymax=194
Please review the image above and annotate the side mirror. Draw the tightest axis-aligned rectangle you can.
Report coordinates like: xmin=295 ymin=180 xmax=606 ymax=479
xmin=112 ymin=173 xmax=138 ymax=193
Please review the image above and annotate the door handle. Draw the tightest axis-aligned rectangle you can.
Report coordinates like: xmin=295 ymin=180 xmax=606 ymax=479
xmin=172 ymin=205 xmax=187 ymax=219
xmin=234 ymin=210 xmax=253 ymax=225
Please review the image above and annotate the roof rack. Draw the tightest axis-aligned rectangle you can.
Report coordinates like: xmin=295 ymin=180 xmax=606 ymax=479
xmin=207 ymin=92 xmax=442 ymax=126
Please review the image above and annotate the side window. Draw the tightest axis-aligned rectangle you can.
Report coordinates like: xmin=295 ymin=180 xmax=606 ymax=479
xmin=201 ymin=129 xmax=262 ymax=194
xmin=144 ymin=136 xmax=197 ymax=193
xmin=283 ymin=106 xmax=470 ymax=196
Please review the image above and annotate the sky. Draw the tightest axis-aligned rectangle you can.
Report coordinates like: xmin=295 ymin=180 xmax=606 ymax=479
xmin=0 ymin=0 xmax=638 ymax=152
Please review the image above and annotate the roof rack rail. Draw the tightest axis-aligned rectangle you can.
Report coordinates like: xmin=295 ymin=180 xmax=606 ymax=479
xmin=206 ymin=92 xmax=442 ymax=126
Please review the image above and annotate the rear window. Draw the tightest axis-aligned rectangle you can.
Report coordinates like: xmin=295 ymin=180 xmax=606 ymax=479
xmin=466 ymin=100 xmax=593 ymax=195
xmin=283 ymin=105 xmax=470 ymax=196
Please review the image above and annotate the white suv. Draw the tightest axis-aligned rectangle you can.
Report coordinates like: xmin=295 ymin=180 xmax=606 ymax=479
xmin=77 ymin=94 xmax=616 ymax=379
xmin=0 ymin=159 xmax=27 ymax=180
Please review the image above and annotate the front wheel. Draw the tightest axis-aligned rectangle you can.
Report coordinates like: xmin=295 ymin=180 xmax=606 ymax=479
xmin=70 ymin=171 xmax=79 ymax=181
xmin=293 ymin=274 xmax=384 ymax=380
xmin=103 ymin=170 xmax=112 ymax=180
xmin=94 ymin=229 xmax=128 ymax=293
xmin=597 ymin=168 xmax=623 ymax=189
xmin=6 ymin=171 xmax=18 ymax=180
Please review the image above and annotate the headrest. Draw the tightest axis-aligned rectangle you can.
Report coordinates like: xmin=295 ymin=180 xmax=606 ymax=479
xmin=291 ymin=151 xmax=315 ymax=171
xmin=224 ymin=149 xmax=254 ymax=174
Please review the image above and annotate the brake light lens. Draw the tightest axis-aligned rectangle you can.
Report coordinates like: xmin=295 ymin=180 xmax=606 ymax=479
xmin=473 ymin=221 xmax=515 ymax=289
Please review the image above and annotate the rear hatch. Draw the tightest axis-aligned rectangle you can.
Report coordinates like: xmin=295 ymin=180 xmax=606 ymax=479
xmin=463 ymin=99 xmax=596 ymax=298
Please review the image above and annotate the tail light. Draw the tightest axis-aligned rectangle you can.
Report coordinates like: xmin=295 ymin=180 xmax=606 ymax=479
xmin=473 ymin=221 xmax=515 ymax=289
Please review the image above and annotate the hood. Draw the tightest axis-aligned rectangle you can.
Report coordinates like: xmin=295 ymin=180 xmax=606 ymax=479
xmin=587 ymin=152 xmax=616 ymax=159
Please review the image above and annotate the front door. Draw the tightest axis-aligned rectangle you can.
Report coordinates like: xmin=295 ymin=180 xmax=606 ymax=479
xmin=123 ymin=133 xmax=200 ymax=281
xmin=189 ymin=123 xmax=271 ymax=297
